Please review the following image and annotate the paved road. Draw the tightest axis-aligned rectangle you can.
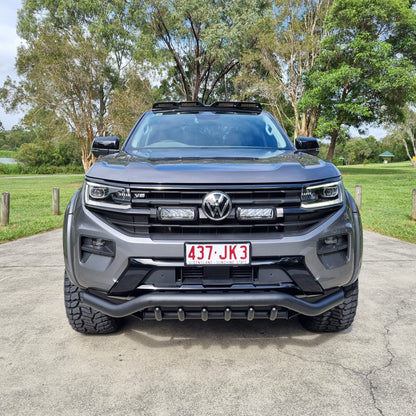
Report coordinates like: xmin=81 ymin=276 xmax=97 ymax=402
xmin=0 ymin=230 xmax=415 ymax=416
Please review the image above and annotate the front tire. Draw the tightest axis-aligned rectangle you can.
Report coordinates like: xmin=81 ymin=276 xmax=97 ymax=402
xmin=300 ymin=280 xmax=359 ymax=332
xmin=64 ymin=272 xmax=121 ymax=334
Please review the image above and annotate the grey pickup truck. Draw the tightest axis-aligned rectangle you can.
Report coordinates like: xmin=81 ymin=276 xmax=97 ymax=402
xmin=63 ymin=101 xmax=362 ymax=334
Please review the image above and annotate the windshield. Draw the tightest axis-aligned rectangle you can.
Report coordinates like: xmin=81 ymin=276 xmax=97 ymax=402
xmin=124 ymin=112 xmax=292 ymax=155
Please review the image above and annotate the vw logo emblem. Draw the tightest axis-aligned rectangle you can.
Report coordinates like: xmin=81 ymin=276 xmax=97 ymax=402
xmin=202 ymin=191 xmax=232 ymax=221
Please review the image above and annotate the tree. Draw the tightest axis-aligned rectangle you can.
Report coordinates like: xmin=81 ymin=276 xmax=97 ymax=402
xmin=109 ymin=69 xmax=157 ymax=140
xmin=300 ymin=0 xmax=416 ymax=161
xmin=236 ymin=0 xmax=332 ymax=139
xmin=389 ymin=107 xmax=416 ymax=167
xmin=146 ymin=0 xmax=269 ymax=103
xmin=0 ymin=126 xmax=35 ymax=151
xmin=1 ymin=0 xmax=147 ymax=171
xmin=3 ymin=27 xmax=114 ymax=171
xmin=380 ymin=134 xmax=409 ymax=163
xmin=343 ymin=136 xmax=381 ymax=164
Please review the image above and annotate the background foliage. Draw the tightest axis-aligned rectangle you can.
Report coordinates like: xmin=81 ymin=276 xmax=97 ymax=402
xmin=1 ymin=0 xmax=416 ymax=169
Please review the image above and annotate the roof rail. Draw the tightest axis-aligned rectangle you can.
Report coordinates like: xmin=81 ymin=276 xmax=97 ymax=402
xmin=152 ymin=101 xmax=262 ymax=113
xmin=210 ymin=101 xmax=262 ymax=112
xmin=152 ymin=101 xmax=204 ymax=111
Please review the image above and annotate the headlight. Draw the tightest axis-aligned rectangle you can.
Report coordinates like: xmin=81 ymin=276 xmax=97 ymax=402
xmin=84 ymin=181 xmax=131 ymax=209
xmin=301 ymin=181 xmax=344 ymax=209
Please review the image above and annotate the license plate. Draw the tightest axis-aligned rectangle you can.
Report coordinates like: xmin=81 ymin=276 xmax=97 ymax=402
xmin=185 ymin=243 xmax=250 ymax=265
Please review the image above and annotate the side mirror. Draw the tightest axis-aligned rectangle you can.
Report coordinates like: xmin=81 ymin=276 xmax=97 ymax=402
xmin=91 ymin=136 xmax=120 ymax=157
xmin=295 ymin=137 xmax=320 ymax=156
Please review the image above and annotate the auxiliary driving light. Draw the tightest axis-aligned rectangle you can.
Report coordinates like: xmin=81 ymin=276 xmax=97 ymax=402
xmin=237 ymin=207 xmax=274 ymax=220
xmin=158 ymin=207 xmax=196 ymax=220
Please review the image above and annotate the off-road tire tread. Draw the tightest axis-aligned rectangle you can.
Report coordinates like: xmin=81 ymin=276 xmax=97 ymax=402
xmin=300 ymin=280 xmax=359 ymax=333
xmin=64 ymin=273 xmax=121 ymax=334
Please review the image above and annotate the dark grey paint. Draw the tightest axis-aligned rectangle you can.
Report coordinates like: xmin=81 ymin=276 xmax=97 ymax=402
xmin=87 ymin=150 xmax=340 ymax=185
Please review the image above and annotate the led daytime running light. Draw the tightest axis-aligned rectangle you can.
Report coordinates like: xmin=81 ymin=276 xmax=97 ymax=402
xmin=301 ymin=181 xmax=343 ymax=209
xmin=85 ymin=182 xmax=131 ymax=210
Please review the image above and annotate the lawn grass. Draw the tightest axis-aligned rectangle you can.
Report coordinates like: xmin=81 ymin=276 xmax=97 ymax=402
xmin=0 ymin=175 xmax=84 ymax=243
xmin=339 ymin=161 xmax=416 ymax=244
xmin=0 ymin=150 xmax=18 ymax=158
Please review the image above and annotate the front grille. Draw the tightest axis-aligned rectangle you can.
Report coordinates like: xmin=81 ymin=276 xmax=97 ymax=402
xmin=89 ymin=184 xmax=340 ymax=237
xmin=180 ymin=266 xmax=254 ymax=281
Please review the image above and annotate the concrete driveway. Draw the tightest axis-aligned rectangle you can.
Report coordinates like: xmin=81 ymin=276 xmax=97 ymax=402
xmin=0 ymin=229 xmax=415 ymax=416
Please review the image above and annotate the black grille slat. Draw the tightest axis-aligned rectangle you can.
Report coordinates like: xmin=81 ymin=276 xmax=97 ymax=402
xmin=221 ymin=197 xmax=299 ymax=205
xmin=133 ymin=197 xmax=299 ymax=206
xmin=149 ymin=225 xmax=281 ymax=235
xmin=180 ymin=266 xmax=254 ymax=283
xmin=149 ymin=222 xmax=274 ymax=229
xmin=135 ymin=198 xmax=203 ymax=206
xmin=181 ymin=267 xmax=203 ymax=279
xmin=230 ymin=267 xmax=253 ymax=279
xmin=131 ymin=188 xmax=300 ymax=207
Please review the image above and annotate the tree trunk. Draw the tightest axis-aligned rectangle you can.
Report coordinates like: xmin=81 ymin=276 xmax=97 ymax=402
xmin=327 ymin=129 xmax=339 ymax=162
xmin=79 ymin=135 xmax=95 ymax=172
xmin=300 ymin=113 xmax=308 ymax=137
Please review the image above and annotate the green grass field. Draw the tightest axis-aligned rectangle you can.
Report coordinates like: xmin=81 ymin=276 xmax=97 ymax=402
xmin=0 ymin=150 xmax=18 ymax=158
xmin=339 ymin=162 xmax=416 ymax=244
xmin=0 ymin=162 xmax=415 ymax=244
xmin=0 ymin=175 xmax=84 ymax=243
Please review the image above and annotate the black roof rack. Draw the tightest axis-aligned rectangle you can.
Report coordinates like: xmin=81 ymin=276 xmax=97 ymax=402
xmin=210 ymin=101 xmax=262 ymax=112
xmin=152 ymin=101 xmax=262 ymax=113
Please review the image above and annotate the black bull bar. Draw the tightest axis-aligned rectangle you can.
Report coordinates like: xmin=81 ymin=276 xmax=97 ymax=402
xmin=81 ymin=289 xmax=345 ymax=320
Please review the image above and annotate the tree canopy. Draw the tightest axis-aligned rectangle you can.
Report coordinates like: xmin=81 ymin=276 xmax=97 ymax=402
xmin=146 ymin=0 xmax=269 ymax=102
xmin=2 ymin=0 xmax=416 ymax=169
xmin=236 ymin=0 xmax=332 ymax=138
xmin=2 ymin=0 xmax=147 ymax=170
xmin=300 ymin=0 xmax=416 ymax=161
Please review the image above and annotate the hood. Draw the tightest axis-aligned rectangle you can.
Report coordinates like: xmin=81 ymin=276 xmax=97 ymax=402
xmin=86 ymin=149 xmax=341 ymax=185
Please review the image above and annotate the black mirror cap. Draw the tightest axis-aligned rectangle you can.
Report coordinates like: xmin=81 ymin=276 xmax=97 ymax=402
xmin=91 ymin=136 xmax=120 ymax=157
xmin=295 ymin=137 xmax=320 ymax=156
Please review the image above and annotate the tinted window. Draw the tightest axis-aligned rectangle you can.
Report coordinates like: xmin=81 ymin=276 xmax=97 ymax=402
xmin=124 ymin=112 xmax=291 ymax=152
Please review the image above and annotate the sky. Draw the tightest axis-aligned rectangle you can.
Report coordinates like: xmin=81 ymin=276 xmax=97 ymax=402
xmin=0 ymin=0 xmax=388 ymax=138
xmin=0 ymin=0 xmax=23 ymax=129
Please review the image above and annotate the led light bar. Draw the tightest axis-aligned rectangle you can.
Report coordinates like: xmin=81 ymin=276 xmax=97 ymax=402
xmin=158 ymin=207 xmax=196 ymax=220
xmin=237 ymin=207 xmax=274 ymax=220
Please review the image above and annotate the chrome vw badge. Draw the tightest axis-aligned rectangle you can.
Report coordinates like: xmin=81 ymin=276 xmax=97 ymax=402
xmin=202 ymin=191 xmax=232 ymax=221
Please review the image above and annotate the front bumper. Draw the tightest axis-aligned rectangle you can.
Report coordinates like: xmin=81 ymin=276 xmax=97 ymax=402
xmin=81 ymin=288 xmax=345 ymax=319
xmin=63 ymin=186 xmax=362 ymax=323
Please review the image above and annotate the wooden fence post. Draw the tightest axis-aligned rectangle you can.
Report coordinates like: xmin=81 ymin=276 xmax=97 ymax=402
xmin=355 ymin=185 xmax=362 ymax=211
xmin=412 ymin=189 xmax=416 ymax=221
xmin=1 ymin=192 xmax=10 ymax=226
xmin=52 ymin=188 xmax=60 ymax=215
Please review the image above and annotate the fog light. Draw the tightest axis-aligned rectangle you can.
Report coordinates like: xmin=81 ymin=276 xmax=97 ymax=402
xmin=237 ymin=207 xmax=274 ymax=220
xmin=317 ymin=234 xmax=348 ymax=255
xmin=317 ymin=234 xmax=349 ymax=269
xmin=81 ymin=237 xmax=115 ymax=257
xmin=324 ymin=236 xmax=338 ymax=245
xmin=158 ymin=207 xmax=196 ymax=220
xmin=93 ymin=238 xmax=105 ymax=248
